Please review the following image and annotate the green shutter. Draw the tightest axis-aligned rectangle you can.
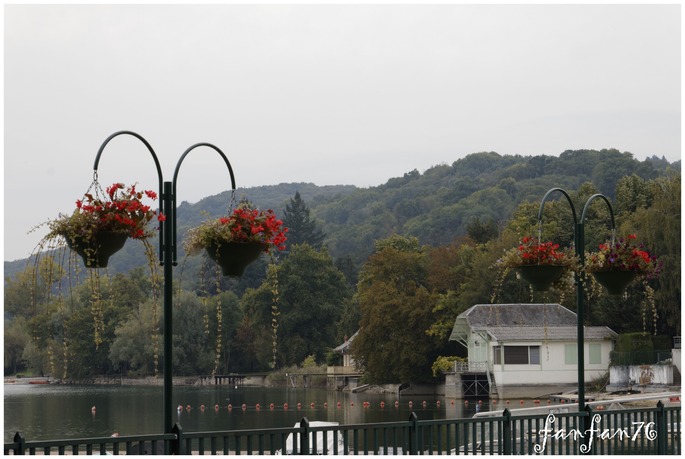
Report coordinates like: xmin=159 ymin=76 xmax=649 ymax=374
xmin=564 ymin=344 xmax=578 ymax=365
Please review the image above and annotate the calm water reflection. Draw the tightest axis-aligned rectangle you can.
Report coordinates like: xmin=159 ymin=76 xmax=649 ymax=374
xmin=4 ymin=384 xmax=492 ymax=442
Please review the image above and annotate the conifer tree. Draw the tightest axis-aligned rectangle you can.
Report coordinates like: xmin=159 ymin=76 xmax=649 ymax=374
xmin=282 ymin=191 xmax=326 ymax=249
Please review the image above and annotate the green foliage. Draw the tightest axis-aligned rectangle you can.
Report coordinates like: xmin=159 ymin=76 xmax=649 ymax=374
xmin=353 ymin=236 xmax=446 ymax=383
xmin=431 ymin=356 xmax=465 ymax=377
xmin=4 ymin=151 xmax=679 ymax=381
xmin=282 ymin=192 xmax=326 ymax=249
xmin=301 ymin=354 xmax=317 ymax=368
xmin=616 ymin=332 xmax=653 ymax=353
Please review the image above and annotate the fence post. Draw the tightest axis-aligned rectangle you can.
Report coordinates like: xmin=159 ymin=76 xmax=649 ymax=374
xmin=656 ymin=401 xmax=666 ymax=455
xmin=407 ymin=412 xmax=418 ymax=455
xmin=299 ymin=417 xmax=310 ymax=455
xmin=171 ymin=422 xmax=183 ymax=455
xmin=582 ymin=405 xmax=594 ymax=455
xmin=502 ymin=409 xmax=512 ymax=455
xmin=13 ymin=432 xmax=25 ymax=455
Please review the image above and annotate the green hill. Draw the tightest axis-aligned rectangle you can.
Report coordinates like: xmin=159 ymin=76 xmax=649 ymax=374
xmin=5 ymin=149 xmax=679 ymax=279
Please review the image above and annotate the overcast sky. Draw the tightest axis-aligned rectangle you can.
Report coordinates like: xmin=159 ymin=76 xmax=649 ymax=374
xmin=3 ymin=3 xmax=681 ymax=261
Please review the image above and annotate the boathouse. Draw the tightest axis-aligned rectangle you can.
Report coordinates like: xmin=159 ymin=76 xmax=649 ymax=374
xmin=448 ymin=303 xmax=617 ymax=399
xmin=327 ymin=331 xmax=362 ymax=390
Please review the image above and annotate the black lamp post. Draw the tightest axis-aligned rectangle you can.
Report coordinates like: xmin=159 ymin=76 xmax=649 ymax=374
xmin=92 ymin=131 xmax=236 ymax=443
xmin=537 ymin=187 xmax=615 ymax=444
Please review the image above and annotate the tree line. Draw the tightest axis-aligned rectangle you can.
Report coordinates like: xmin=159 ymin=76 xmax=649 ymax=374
xmin=4 ymin=153 xmax=681 ymax=383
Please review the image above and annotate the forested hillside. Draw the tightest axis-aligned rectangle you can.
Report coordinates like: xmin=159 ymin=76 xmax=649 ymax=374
xmin=4 ymin=149 xmax=680 ymax=381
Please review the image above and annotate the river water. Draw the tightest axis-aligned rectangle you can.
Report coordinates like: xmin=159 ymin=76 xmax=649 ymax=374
xmin=4 ymin=384 xmax=493 ymax=442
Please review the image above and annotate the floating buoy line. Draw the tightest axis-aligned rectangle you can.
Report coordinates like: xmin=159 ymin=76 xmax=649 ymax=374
xmin=173 ymin=399 xmax=493 ymax=413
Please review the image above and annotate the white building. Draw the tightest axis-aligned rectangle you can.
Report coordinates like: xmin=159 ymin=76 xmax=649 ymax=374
xmin=449 ymin=303 xmax=617 ymax=398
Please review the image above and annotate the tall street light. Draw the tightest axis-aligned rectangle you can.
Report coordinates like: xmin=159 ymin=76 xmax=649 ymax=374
xmin=93 ymin=131 xmax=236 ymax=449
xmin=537 ymin=187 xmax=615 ymax=446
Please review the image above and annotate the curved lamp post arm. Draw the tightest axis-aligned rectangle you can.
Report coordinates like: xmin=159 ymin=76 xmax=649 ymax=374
xmin=580 ymin=193 xmax=616 ymax=267
xmin=537 ymin=187 xmax=578 ymax=228
xmin=92 ymin=130 xmax=166 ymax=264
xmin=171 ymin=142 xmax=237 ymax=264
xmin=580 ymin=194 xmax=616 ymax=228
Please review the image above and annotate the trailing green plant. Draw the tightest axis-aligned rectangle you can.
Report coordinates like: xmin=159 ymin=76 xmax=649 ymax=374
xmin=27 ymin=181 xmax=163 ymax=377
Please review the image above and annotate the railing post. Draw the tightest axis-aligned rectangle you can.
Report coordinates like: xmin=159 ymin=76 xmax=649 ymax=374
xmin=299 ymin=417 xmax=310 ymax=455
xmin=13 ymin=432 xmax=25 ymax=455
xmin=171 ymin=423 xmax=183 ymax=455
xmin=502 ymin=409 xmax=512 ymax=455
xmin=408 ymin=412 xmax=419 ymax=455
xmin=582 ymin=404 xmax=594 ymax=455
xmin=656 ymin=401 xmax=666 ymax=455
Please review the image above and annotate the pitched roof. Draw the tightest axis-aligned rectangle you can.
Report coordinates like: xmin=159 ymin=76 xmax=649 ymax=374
xmin=333 ymin=330 xmax=359 ymax=353
xmin=450 ymin=304 xmax=617 ymax=342
xmin=459 ymin=303 xmax=577 ymax=328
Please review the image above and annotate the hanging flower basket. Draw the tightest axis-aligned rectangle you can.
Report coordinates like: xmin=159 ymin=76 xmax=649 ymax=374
xmin=585 ymin=234 xmax=661 ymax=295
xmin=65 ymin=231 xmax=129 ymax=268
xmin=495 ymin=237 xmax=578 ymax=292
xmin=206 ymin=241 xmax=267 ymax=277
xmin=42 ymin=182 xmax=164 ymax=269
xmin=184 ymin=201 xmax=288 ymax=276
xmin=517 ymin=265 xmax=567 ymax=292
xmin=591 ymin=269 xmax=638 ymax=295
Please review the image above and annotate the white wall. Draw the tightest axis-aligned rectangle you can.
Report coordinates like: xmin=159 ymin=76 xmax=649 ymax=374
xmin=610 ymin=365 xmax=674 ymax=385
xmin=491 ymin=340 xmax=613 ymax=387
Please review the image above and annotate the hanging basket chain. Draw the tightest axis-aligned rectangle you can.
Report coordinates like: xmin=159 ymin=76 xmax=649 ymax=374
xmin=83 ymin=171 xmax=108 ymax=203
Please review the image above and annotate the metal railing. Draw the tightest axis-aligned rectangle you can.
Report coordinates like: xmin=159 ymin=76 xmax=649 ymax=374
xmin=5 ymin=402 xmax=680 ymax=455
xmin=453 ymin=360 xmax=489 ymax=373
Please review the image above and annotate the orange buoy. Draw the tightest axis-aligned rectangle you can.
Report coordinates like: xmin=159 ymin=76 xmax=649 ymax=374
xmin=283 ymin=403 xmax=289 ymax=410
xmin=451 ymin=400 xmax=454 ymax=405
xmin=297 ymin=402 xmax=302 ymax=409
xmin=561 ymin=399 xmax=565 ymax=404
xmin=186 ymin=405 xmax=192 ymax=411
xmin=241 ymin=404 xmax=247 ymax=410
xmin=395 ymin=400 xmax=400 ymax=407
xmin=310 ymin=402 xmax=315 ymax=408
xmin=270 ymin=403 xmax=275 ymax=410
xmin=228 ymin=404 xmax=233 ymax=410
xmin=380 ymin=401 xmax=385 ymax=408
xmin=597 ymin=405 xmax=605 ymax=411
xmin=547 ymin=400 xmax=551 ymax=404
xmin=323 ymin=402 xmax=328 ymax=408
xmin=200 ymin=404 xmax=205 ymax=411
xmin=337 ymin=402 xmax=341 ymax=408
xmin=534 ymin=399 xmax=540 ymax=404
xmin=519 ymin=400 xmax=524 ymax=405
xmin=505 ymin=400 xmax=510 ymax=405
